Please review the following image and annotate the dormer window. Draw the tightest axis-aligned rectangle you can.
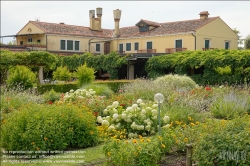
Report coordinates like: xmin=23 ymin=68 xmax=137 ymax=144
xmin=136 ymin=19 xmax=160 ymax=33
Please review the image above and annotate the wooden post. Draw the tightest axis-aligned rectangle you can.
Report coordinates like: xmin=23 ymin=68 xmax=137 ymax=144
xmin=186 ymin=144 xmax=193 ymax=166
xmin=38 ymin=66 xmax=44 ymax=84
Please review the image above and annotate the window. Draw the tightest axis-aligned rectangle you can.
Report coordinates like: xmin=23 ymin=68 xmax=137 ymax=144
xmin=147 ymin=41 xmax=152 ymax=49
xmin=119 ymin=43 xmax=123 ymax=52
xmin=175 ymin=39 xmax=182 ymax=48
xmin=205 ymin=40 xmax=210 ymax=48
xmin=139 ymin=26 xmax=148 ymax=32
xmin=37 ymin=40 xmax=41 ymax=43
xmin=126 ymin=43 xmax=131 ymax=51
xmin=60 ymin=40 xmax=66 ymax=50
xmin=60 ymin=40 xmax=80 ymax=51
xmin=67 ymin=40 xmax=73 ymax=50
xmin=75 ymin=41 xmax=80 ymax=51
xmin=28 ymin=38 xmax=32 ymax=42
xmin=20 ymin=41 xmax=23 ymax=45
xmin=96 ymin=43 xmax=100 ymax=52
xmin=225 ymin=41 xmax=230 ymax=49
xmin=134 ymin=42 xmax=139 ymax=50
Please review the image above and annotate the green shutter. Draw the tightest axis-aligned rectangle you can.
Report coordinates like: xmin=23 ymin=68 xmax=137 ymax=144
xmin=126 ymin=43 xmax=131 ymax=51
xmin=119 ymin=44 xmax=123 ymax=51
xmin=205 ymin=40 xmax=210 ymax=48
xmin=67 ymin=40 xmax=73 ymax=50
xmin=96 ymin=44 xmax=100 ymax=52
xmin=75 ymin=41 xmax=79 ymax=51
xmin=60 ymin=40 xmax=65 ymax=50
xmin=135 ymin=43 xmax=139 ymax=50
xmin=225 ymin=42 xmax=229 ymax=49
xmin=175 ymin=40 xmax=182 ymax=48
xmin=147 ymin=42 xmax=152 ymax=49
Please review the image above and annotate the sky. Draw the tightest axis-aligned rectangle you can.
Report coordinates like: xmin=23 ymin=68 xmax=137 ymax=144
xmin=1 ymin=1 xmax=250 ymax=46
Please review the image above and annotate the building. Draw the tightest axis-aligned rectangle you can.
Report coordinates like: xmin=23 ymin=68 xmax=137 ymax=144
xmin=1 ymin=8 xmax=238 ymax=79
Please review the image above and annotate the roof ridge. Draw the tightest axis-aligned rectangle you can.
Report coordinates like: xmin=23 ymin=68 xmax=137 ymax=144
xmin=161 ymin=16 xmax=219 ymax=24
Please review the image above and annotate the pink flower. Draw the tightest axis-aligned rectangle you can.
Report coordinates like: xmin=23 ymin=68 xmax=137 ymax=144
xmin=205 ymin=86 xmax=212 ymax=91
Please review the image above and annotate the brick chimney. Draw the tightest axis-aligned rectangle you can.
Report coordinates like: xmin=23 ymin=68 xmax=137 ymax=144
xmin=89 ymin=8 xmax=102 ymax=31
xmin=113 ymin=9 xmax=121 ymax=37
xmin=199 ymin=11 xmax=209 ymax=19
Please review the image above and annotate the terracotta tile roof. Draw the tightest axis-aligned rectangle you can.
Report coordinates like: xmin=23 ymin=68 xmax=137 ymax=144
xmin=29 ymin=16 xmax=218 ymax=39
xmin=136 ymin=19 xmax=160 ymax=27
xmin=119 ymin=17 xmax=219 ymax=38
xmin=30 ymin=21 xmax=114 ymax=38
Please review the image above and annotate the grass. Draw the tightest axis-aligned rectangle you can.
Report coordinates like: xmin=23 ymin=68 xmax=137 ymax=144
xmin=0 ymin=145 xmax=105 ymax=166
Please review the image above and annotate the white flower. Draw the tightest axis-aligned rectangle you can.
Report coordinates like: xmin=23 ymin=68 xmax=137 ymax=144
xmin=97 ymin=116 xmax=103 ymax=123
xmin=103 ymin=109 xmax=108 ymax=115
xmin=152 ymin=104 xmax=158 ymax=108
xmin=139 ymin=125 xmax=144 ymax=130
xmin=137 ymin=99 xmax=143 ymax=104
xmin=70 ymin=89 xmax=74 ymax=93
xmin=112 ymin=108 xmax=118 ymax=114
xmin=152 ymin=116 xmax=157 ymax=120
xmin=113 ymin=113 xmax=119 ymax=120
xmin=141 ymin=109 xmax=146 ymax=114
xmin=131 ymin=122 xmax=136 ymax=129
xmin=108 ymin=125 xmax=115 ymax=131
xmin=112 ymin=101 xmax=119 ymax=108
xmin=107 ymin=105 xmax=112 ymax=109
xmin=102 ymin=120 xmax=109 ymax=127
xmin=142 ymin=132 xmax=147 ymax=136
xmin=122 ymin=113 xmax=127 ymax=119
xmin=77 ymin=96 xmax=84 ymax=99
xmin=151 ymin=109 xmax=157 ymax=115
xmin=145 ymin=125 xmax=151 ymax=131
xmin=150 ymin=130 xmax=156 ymax=134
xmin=163 ymin=116 xmax=170 ymax=123
xmin=126 ymin=107 xmax=133 ymax=112
xmin=162 ymin=124 xmax=170 ymax=129
xmin=132 ymin=104 xmax=138 ymax=109
xmin=146 ymin=107 xmax=152 ymax=112
xmin=139 ymin=103 xmax=145 ymax=107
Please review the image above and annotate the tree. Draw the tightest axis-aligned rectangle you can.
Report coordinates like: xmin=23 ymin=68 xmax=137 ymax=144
xmin=245 ymin=35 xmax=250 ymax=49
xmin=233 ymin=28 xmax=244 ymax=49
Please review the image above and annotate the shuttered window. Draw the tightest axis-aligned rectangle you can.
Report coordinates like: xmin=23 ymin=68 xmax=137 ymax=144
xmin=175 ymin=40 xmax=182 ymax=48
xmin=126 ymin=43 xmax=131 ymax=51
xmin=147 ymin=42 xmax=152 ymax=49
xmin=205 ymin=40 xmax=210 ymax=48
xmin=60 ymin=40 xmax=66 ymax=50
xmin=134 ymin=42 xmax=139 ymax=50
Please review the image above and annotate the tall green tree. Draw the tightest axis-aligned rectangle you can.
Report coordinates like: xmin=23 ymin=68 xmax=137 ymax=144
xmin=233 ymin=28 xmax=244 ymax=49
xmin=244 ymin=35 xmax=250 ymax=49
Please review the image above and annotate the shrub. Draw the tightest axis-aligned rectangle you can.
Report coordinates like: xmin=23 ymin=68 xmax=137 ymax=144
xmin=74 ymin=63 xmax=96 ymax=87
xmin=192 ymin=116 xmax=250 ymax=165
xmin=6 ymin=65 xmax=36 ymax=90
xmin=81 ymin=84 xmax=114 ymax=98
xmin=154 ymin=74 xmax=197 ymax=91
xmin=42 ymin=89 xmax=61 ymax=103
xmin=53 ymin=66 xmax=71 ymax=81
xmin=1 ymin=103 xmax=99 ymax=151
xmin=37 ymin=83 xmax=78 ymax=94
xmin=211 ymin=91 xmax=248 ymax=119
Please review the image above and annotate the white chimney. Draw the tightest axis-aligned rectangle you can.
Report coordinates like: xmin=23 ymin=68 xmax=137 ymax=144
xmin=113 ymin=9 xmax=122 ymax=37
xmin=96 ymin=7 xmax=102 ymax=30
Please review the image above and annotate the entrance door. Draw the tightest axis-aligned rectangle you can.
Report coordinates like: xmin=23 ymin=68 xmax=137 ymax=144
xmin=104 ymin=42 xmax=110 ymax=54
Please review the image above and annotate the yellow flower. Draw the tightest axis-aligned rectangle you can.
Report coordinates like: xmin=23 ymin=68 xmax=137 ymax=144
xmin=90 ymin=131 xmax=94 ymax=135
xmin=190 ymin=122 xmax=195 ymax=126
xmin=195 ymin=121 xmax=200 ymax=125
xmin=138 ymin=135 xmax=143 ymax=139
xmin=138 ymin=146 xmax=142 ymax=151
xmin=161 ymin=144 xmax=165 ymax=148
xmin=31 ymin=142 xmax=35 ymax=145
xmin=188 ymin=116 xmax=192 ymax=121
xmin=184 ymin=138 xmax=188 ymax=143
xmin=175 ymin=140 xmax=179 ymax=144
xmin=158 ymin=136 xmax=162 ymax=141
xmin=140 ymin=139 xmax=144 ymax=143
xmin=134 ymin=152 xmax=138 ymax=156
xmin=146 ymin=139 xmax=151 ymax=142
xmin=125 ymin=140 xmax=129 ymax=144
xmin=120 ymin=135 xmax=123 ymax=139
xmin=44 ymin=137 xmax=48 ymax=141
xmin=36 ymin=147 xmax=40 ymax=151
xmin=116 ymin=139 xmax=120 ymax=143
xmin=132 ymin=139 xmax=138 ymax=144
xmin=107 ymin=152 xmax=111 ymax=156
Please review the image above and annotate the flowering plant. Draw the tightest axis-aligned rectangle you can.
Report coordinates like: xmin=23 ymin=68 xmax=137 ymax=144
xmin=97 ymin=99 xmax=170 ymax=137
xmin=63 ymin=88 xmax=96 ymax=102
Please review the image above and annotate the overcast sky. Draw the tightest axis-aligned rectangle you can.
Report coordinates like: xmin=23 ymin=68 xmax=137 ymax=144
xmin=1 ymin=1 xmax=250 ymax=45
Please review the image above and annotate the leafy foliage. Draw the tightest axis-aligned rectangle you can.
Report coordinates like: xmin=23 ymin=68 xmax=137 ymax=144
xmin=74 ymin=63 xmax=96 ymax=87
xmin=6 ymin=65 xmax=36 ymax=89
xmin=53 ymin=66 xmax=71 ymax=81
xmin=1 ymin=103 xmax=99 ymax=151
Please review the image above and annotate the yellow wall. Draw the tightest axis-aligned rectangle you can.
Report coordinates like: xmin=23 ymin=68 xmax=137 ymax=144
xmin=47 ymin=35 xmax=108 ymax=54
xmin=17 ymin=22 xmax=45 ymax=35
xmin=196 ymin=17 xmax=238 ymax=50
xmin=111 ymin=34 xmax=195 ymax=53
xmin=16 ymin=34 xmax=46 ymax=45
